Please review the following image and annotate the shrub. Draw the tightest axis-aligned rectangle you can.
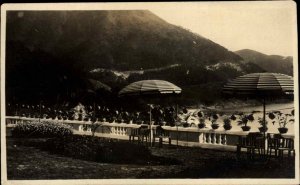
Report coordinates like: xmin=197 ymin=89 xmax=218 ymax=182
xmin=11 ymin=121 xmax=73 ymax=138
xmin=44 ymin=135 xmax=180 ymax=165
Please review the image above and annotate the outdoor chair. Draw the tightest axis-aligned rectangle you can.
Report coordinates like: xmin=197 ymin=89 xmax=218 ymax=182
xmin=129 ymin=127 xmax=140 ymax=142
xmin=267 ymin=134 xmax=295 ymax=160
xmin=267 ymin=133 xmax=279 ymax=158
xmin=236 ymin=132 xmax=264 ymax=160
xmin=128 ymin=125 xmax=150 ymax=145
xmin=138 ymin=125 xmax=151 ymax=144
xmin=276 ymin=134 xmax=295 ymax=159
xmin=152 ymin=126 xmax=171 ymax=147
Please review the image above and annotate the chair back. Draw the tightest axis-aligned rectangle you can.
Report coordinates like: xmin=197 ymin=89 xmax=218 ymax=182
xmin=129 ymin=127 xmax=140 ymax=136
xmin=276 ymin=134 xmax=294 ymax=149
xmin=139 ymin=125 xmax=150 ymax=137
xmin=239 ymin=132 xmax=263 ymax=147
xmin=155 ymin=126 xmax=170 ymax=137
xmin=272 ymin=134 xmax=294 ymax=149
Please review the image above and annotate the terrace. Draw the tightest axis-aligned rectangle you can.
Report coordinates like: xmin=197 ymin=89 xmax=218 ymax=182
xmin=6 ymin=113 xmax=294 ymax=151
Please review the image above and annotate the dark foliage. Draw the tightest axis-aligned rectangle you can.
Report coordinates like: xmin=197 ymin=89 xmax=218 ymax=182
xmin=5 ymin=10 xmax=264 ymax=106
xmin=11 ymin=121 xmax=73 ymax=138
xmin=44 ymin=135 xmax=181 ymax=165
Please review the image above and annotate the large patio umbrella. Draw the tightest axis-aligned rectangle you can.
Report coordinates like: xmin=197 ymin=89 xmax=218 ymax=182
xmin=119 ymin=80 xmax=181 ymax=96
xmin=119 ymin=80 xmax=182 ymax=146
xmin=223 ymin=73 xmax=294 ymax=140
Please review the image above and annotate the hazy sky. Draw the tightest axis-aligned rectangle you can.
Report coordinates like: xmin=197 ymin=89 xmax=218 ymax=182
xmin=150 ymin=2 xmax=297 ymax=56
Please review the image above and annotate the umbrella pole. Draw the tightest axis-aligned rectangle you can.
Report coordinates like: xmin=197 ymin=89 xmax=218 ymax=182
xmin=263 ymin=97 xmax=266 ymax=155
xmin=150 ymin=105 xmax=153 ymax=147
xmin=39 ymin=100 xmax=41 ymax=123
xmin=176 ymin=104 xmax=178 ymax=148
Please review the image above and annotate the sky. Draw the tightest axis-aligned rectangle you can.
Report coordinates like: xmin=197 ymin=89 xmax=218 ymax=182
xmin=150 ymin=2 xmax=297 ymax=56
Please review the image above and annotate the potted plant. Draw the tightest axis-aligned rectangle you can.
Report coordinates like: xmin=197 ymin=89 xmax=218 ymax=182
xmin=78 ymin=110 xmax=83 ymax=121
xmin=268 ymin=111 xmax=294 ymax=134
xmin=223 ymin=117 xmax=232 ymax=131
xmin=258 ymin=117 xmax=268 ymax=133
xmin=182 ymin=122 xmax=189 ymax=127
xmin=52 ymin=115 xmax=57 ymax=120
xmin=108 ymin=116 xmax=116 ymax=123
xmin=68 ymin=115 xmax=74 ymax=120
xmin=136 ymin=120 xmax=143 ymax=125
xmin=160 ymin=120 xmax=167 ymax=126
xmin=238 ymin=113 xmax=254 ymax=131
xmin=230 ymin=114 xmax=237 ymax=121
xmin=83 ymin=116 xmax=90 ymax=122
xmin=198 ymin=118 xmax=206 ymax=129
xmin=210 ymin=114 xmax=219 ymax=130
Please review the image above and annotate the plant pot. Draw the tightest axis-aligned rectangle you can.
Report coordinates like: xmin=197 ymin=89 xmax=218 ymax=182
xmin=241 ymin=126 xmax=251 ymax=131
xmin=278 ymin=127 xmax=288 ymax=134
xmin=160 ymin=121 xmax=167 ymax=126
xmin=211 ymin=124 xmax=219 ymax=130
xmin=136 ymin=121 xmax=143 ymax=125
xmin=223 ymin=124 xmax=232 ymax=131
xmin=183 ymin=123 xmax=189 ymax=128
xmin=258 ymin=126 xmax=268 ymax=133
xmin=198 ymin=123 xmax=206 ymax=129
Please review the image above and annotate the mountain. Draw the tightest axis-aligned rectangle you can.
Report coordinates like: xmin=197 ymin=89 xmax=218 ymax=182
xmin=6 ymin=10 xmax=264 ymax=106
xmin=7 ymin=10 xmax=243 ymax=71
xmin=235 ymin=49 xmax=293 ymax=76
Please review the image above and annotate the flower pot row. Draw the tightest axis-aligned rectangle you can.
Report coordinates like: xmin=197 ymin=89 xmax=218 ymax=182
xmin=197 ymin=123 xmax=289 ymax=134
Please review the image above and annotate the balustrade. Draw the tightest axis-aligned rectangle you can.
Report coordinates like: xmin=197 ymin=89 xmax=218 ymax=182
xmin=8 ymin=116 xmax=287 ymax=149
xmin=198 ymin=132 xmax=227 ymax=145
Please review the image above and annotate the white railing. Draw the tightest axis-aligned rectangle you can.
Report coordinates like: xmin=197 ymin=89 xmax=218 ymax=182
xmin=5 ymin=116 xmax=294 ymax=149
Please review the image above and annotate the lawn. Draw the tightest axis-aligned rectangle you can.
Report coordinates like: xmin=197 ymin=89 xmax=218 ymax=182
xmin=6 ymin=137 xmax=295 ymax=179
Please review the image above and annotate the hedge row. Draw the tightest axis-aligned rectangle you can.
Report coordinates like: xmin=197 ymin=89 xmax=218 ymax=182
xmin=11 ymin=121 xmax=73 ymax=138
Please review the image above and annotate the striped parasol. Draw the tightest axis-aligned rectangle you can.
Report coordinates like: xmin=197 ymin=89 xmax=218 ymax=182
xmin=223 ymin=72 xmax=294 ymax=140
xmin=223 ymin=73 xmax=294 ymax=96
xmin=119 ymin=80 xmax=182 ymax=146
xmin=119 ymin=80 xmax=182 ymax=96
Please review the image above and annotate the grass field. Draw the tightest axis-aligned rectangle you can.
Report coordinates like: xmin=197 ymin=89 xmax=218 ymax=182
xmin=6 ymin=137 xmax=295 ymax=179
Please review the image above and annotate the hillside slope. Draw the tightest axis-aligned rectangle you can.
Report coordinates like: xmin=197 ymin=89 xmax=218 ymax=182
xmin=6 ymin=10 xmax=264 ymax=105
xmin=235 ymin=49 xmax=293 ymax=75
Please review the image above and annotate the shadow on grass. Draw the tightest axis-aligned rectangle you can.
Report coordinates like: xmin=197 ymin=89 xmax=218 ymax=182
xmin=10 ymin=135 xmax=181 ymax=165
xmin=7 ymin=137 xmax=295 ymax=179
